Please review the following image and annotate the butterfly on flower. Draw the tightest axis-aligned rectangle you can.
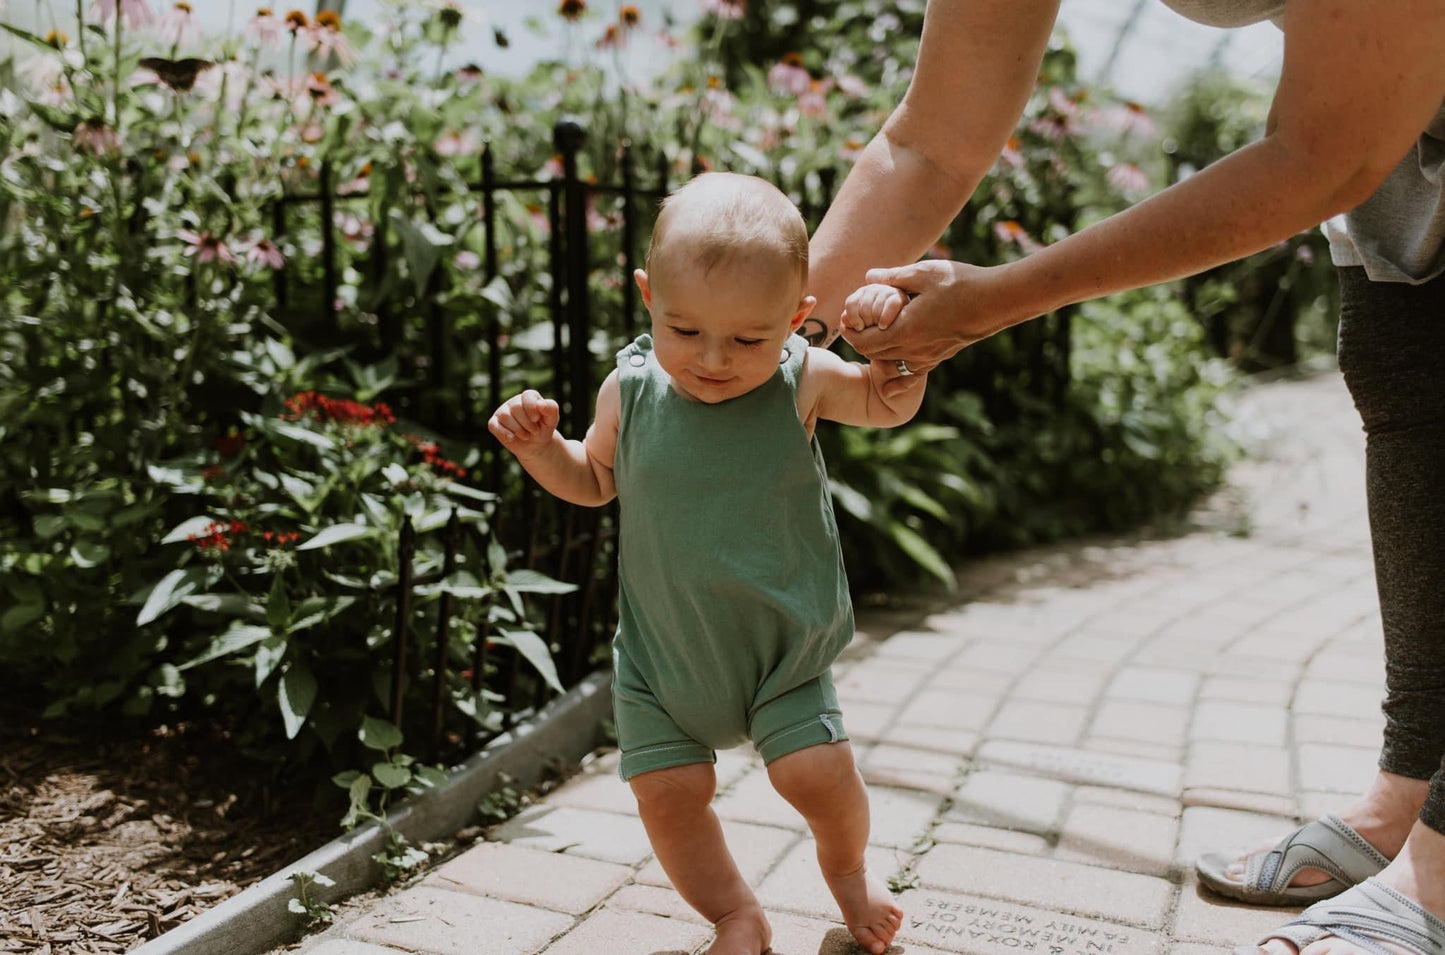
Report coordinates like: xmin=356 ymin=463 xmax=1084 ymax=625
xmin=139 ymin=56 xmax=214 ymax=92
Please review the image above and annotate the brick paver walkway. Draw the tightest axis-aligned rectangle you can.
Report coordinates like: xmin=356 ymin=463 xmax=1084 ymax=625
xmin=293 ymin=371 xmax=1384 ymax=955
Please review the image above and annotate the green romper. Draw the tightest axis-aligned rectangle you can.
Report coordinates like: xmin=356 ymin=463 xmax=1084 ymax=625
xmin=611 ymin=333 xmax=855 ymax=781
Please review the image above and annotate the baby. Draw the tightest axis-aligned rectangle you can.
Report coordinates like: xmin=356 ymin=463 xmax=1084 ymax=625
xmin=489 ymin=172 xmax=925 ymax=955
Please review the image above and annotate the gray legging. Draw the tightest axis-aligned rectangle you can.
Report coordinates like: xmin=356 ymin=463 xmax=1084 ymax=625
xmin=1335 ymin=266 xmax=1445 ymax=834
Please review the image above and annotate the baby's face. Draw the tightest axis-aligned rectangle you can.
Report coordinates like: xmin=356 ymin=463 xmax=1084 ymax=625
xmin=639 ymin=257 xmax=811 ymax=404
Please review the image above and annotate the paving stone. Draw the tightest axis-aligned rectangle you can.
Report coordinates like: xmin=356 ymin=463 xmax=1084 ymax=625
xmin=929 ymin=822 xmax=1052 ymax=854
xmin=1054 ymin=803 xmax=1180 ymax=878
xmin=1197 ymin=676 xmax=1295 ymax=704
xmin=1182 ymin=789 xmax=1296 ymax=818
xmin=539 ymin=906 xmax=710 ymax=955
xmin=754 ymin=839 xmax=911 ymax=919
xmin=347 ymin=886 xmax=574 ymax=955
xmin=838 ymin=699 xmax=896 ymax=740
xmin=488 ymin=805 xmax=653 ymax=865
xmin=874 ymin=630 xmax=969 ymax=663
xmin=1170 ymin=944 xmax=1231 ymax=955
xmin=1189 ymin=701 xmax=1288 ymax=746
xmin=1184 ymin=742 xmax=1291 ymax=797
xmin=1292 ymin=714 xmax=1383 ymax=749
xmin=544 ymin=767 xmax=638 ymax=815
xmin=1228 ymin=631 xmax=1328 ymax=663
xmin=714 ymin=747 xmax=759 ymax=789
xmin=713 ymin=768 xmax=808 ymax=830
xmin=946 ymin=770 xmax=1070 ymax=835
xmin=1299 ymin=792 xmax=1353 ymax=820
xmin=1171 ymin=876 xmax=1304 ymax=945
xmin=1050 ymin=631 xmax=1140 ymax=666
xmin=1071 ymin=786 xmax=1180 ymax=817
xmin=899 ymin=689 xmax=1002 ymax=730
xmin=1296 ymin=742 xmax=1379 ymax=794
xmin=605 ymin=883 xmax=709 ymax=924
xmin=835 ymin=661 xmax=933 ymax=707
xmin=1089 ymin=701 xmax=1189 ymax=748
xmin=950 ymin=641 xmax=1046 ymax=675
xmin=976 ymin=740 xmax=1182 ymax=796
xmin=1203 ymin=656 xmax=1301 ymax=682
xmin=987 ymin=700 xmax=1089 ymax=746
xmin=895 ymin=890 xmax=1165 ymax=955
xmin=635 ymin=818 xmax=799 ymax=889
xmin=923 ymin=611 xmax=1067 ymax=647
xmin=1105 ymin=667 xmax=1201 ymax=705
xmin=877 ymin=724 xmax=980 ymax=757
xmin=1291 ymin=680 xmax=1382 ymax=719
xmin=868 ymin=785 xmax=950 ymax=851
xmin=913 ymin=844 xmax=1173 ymax=929
xmin=861 ymin=742 xmax=969 ymax=780
xmin=308 ymin=943 xmax=410 ymax=955
xmin=1304 ymin=652 xmax=1385 ymax=685
xmin=767 ymin=909 xmax=955 ymax=955
xmin=1011 ymin=667 xmax=1109 ymax=706
xmin=1080 ymin=612 xmax=1176 ymax=639
xmin=1084 ymin=738 xmax=1185 ymax=764
xmin=1174 ymin=806 xmax=1298 ymax=870
xmin=424 ymin=841 xmax=632 ymax=915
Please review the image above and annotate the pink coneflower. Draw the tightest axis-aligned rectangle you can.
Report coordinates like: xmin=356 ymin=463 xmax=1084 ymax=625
xmin=454 ymin=250 xmax=482 ymax=271
xmin=335 ymin=212 xmax=374 ymax=250
xmin=999 ymin=135 xmax=1024 ymax=169
xmin=300 ymin=13 xmax=356 ymax=67
xmin=246 ymin=8 xmax=283 ymax=48
xmin=1105 ymin=162 xmax=1150 ymax=197
xmin=177 ymin=229 xmax=239 ymax=265
xmin=434 ymin=127 xmax=481 ymax=157
xmin=838 ymin=136 xmax=866 ymax=162
xmin=700 ymin=0 xmax=744 ymax=19
xmin=540 ymin=155 xmax=564 ymax=179
xmin=595 ymin=23 xmax=623 ymax=49
xmin=72 ymin=118 xmax=121 ymax=156
xmin=993 ymin=220 xmax=1041 ymax=254
xmin=158 ymin=2 xmax=202 ymax=48
xmin=243 ymin=237 xmax=285 ymax=269
xmin=88 ymin=0 xmax=155 ymax=27
xmin=1104 ymin=101 xmax=1157 ymax=138
xmin=455 ymin=63 xmax=484 ymax=87
xmin=798 ymin=80 xmax=830 ymax=117
xmin=835 ymin=74 xmax=868 ymax=98
xmin=767 ymin=56 xmax=810 ymax=96
xmin=304 ymin=71 xmax=337 ymax=107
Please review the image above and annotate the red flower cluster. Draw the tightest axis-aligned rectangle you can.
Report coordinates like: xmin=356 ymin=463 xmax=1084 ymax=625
xmin=282 ymin=392 xmax=395 ymax=427
xmin=261 ymin=530 xmax=302 ymax=547
xmin=213 ymin=430 xmax=246 ymax=458
xmin=201 ymin=464 xmax=227 ymax=482
xmin=404 ymin=433 xmax=468 ymax=478
xmin=189 ymin=520 xmax=247 ymax=552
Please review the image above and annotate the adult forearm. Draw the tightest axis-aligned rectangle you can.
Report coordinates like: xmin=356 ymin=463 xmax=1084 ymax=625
xmin=994 ymin=135 xmax=1377 ymax=326
xmin=808 ymin=127 xmax=985 ymax=343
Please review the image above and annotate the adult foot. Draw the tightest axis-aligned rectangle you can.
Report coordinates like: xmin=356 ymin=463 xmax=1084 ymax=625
xmin=707 ymin=904 xmax=772 ymax=955
xmin=822 ymin=864 xmax=903 ymax=955
xmin=1224 ymin=772 xmax=1426 ymax=890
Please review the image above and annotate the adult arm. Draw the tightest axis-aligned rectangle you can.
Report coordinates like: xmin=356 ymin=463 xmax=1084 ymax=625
xmin=804 ymin=0 xmax=1062 ymax=346
xmin=845 ymin=0 xmax=1445 ymax=375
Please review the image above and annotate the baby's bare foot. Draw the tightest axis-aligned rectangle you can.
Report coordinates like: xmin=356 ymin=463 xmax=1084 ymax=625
xmin=823 ymin=865 xmax=903 ymax=955
xmin=707 ymin=904 xmax=772 ymax=955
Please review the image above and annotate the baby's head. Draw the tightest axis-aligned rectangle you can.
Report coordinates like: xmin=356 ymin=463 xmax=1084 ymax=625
xmin=635 ymin=172 xmax=814 ymax=403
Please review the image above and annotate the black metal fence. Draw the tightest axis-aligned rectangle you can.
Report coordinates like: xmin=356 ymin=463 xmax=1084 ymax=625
xmin=267 ymin=119 xmax=1072 ymax=759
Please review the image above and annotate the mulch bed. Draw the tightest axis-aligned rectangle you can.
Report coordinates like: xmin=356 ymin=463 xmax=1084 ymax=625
xmin=0 ymin=708 xmax=339 ymax=954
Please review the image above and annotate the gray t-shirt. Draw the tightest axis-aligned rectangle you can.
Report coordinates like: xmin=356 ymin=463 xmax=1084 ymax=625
xmin=1160 ymin=0 xmax=1445 ymax=284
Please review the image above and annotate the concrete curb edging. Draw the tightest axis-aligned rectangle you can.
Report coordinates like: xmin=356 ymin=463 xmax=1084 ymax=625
xmin=133 ymin=669 xmax=615 ymax=955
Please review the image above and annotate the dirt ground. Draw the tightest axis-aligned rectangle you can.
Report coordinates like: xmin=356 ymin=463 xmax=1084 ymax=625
xmin=0 ymin=707 xmax=338 ymax=954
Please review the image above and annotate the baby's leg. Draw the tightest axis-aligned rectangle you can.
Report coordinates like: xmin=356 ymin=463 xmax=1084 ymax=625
xmin=768 ymin=742 xmax=902 ymax=954
xmin=630 ymin=763 xmax=771 ymax=955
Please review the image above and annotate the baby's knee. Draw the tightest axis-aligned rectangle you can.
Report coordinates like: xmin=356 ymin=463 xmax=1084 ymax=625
xmin=768 ymin=741 xmax=858 ymax=804
xmin=629 ymin=762 xmax=717 ymax=817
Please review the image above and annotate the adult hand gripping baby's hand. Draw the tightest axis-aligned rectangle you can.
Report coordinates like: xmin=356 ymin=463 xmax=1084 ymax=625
xmin=841 ymin=260 xmax=1018 ymax=385
xmin=488 ymin=390 xmax=560 ymax=459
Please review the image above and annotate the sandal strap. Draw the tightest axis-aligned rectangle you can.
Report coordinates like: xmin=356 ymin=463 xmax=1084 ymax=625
xmin=1255 ymin=879 xmax=1445 ymax=955
xmin=1244 ymin=814 xmax=1391 ymax=893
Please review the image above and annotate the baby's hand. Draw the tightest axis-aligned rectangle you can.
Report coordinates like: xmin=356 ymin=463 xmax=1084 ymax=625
xmin=488 ymin=390 xmax=560 ymax=459
xmin=842 ymin=283 xmax=910 ymax=332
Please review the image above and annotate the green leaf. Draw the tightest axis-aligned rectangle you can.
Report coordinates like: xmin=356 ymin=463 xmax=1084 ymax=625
xmin=390 ymin=210 xmax=451 ymax=297
xmin=497 ymin=629 xmax=563 ymax=694
xmin=503 ymin=569 xmax=576 ymax=595
xmin=381 ymin=463 xmax=410 ymax=485
xmin=270 ymin=420 xmax=337 ymax=450
xmin=70 ymin=540 xmax=110 ymax=568
xmin=254 ymin=635 xmax=287 ymax=687
xmin=332 ymin=770 xmax=363 ymax=789
xmin=162 ymin=515 xmax=221 ymax=544
xmin=358 ymin=715 xmax=403 ymax=751
xmin=828 ymin=481 xmax=873 ymax=522
xmin=290 ymin=596 xmax=357 ymax=633
xmin=297 ymin=523 xmax=376 ymax=551
xmin=278 ymin=663 xmax=318 ymax=739
xmin=341 ymin=773 xmax=372 ymax=829
xmin=137 ymin=567 xmax=212 ymax=626
xmin=267 ymin=576 xmax=291 ymax=632
xmin=1 ymin=602 xmax=44 ymax=635
xmin=33 ymin=515 xmax=66 ymax=539
xmin=440 ymin=482 xmax=498 ymax=504
xmin=372 ymin=761 xmax=412 ymax=789
xmin=180 ymin=593 xmax=264 ymax=619
xmin=887 ymin=524 xmax=956 ymax=590
xmin=178 ymin=623 xmax=270 ymax=670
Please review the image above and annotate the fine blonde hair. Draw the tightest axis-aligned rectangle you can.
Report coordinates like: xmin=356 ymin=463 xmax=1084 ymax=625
xmin=644 ymin=172 xmax=809 ymax=291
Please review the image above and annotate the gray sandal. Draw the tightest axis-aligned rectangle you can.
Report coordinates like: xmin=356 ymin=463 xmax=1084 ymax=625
xmin=1196 ymin=814 xmax=1391 ymax=906
xmin=1234 ymin=878 xmax=1445 ymax=955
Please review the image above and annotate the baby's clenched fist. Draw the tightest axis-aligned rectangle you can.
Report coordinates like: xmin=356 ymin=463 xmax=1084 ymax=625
xmin=842 ymin=283 xmax=910 ymax=332
xmin=489 ymin=390 xmax=561 ymax=458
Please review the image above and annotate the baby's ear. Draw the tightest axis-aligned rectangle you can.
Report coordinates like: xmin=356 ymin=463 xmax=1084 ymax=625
xmin=634 ymin=269 xmax=653 ymax=307
xmin=789 ymin=294 xmax=817 ymax=332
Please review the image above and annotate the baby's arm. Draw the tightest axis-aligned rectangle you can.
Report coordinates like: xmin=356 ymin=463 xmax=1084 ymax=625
xmin=802 ymin=347 xmax=926 ymax=429
xmin=487 ymin=371 xmax=620 ymax=507
xmin=840 ymin=283 xmax=910 ymax=332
